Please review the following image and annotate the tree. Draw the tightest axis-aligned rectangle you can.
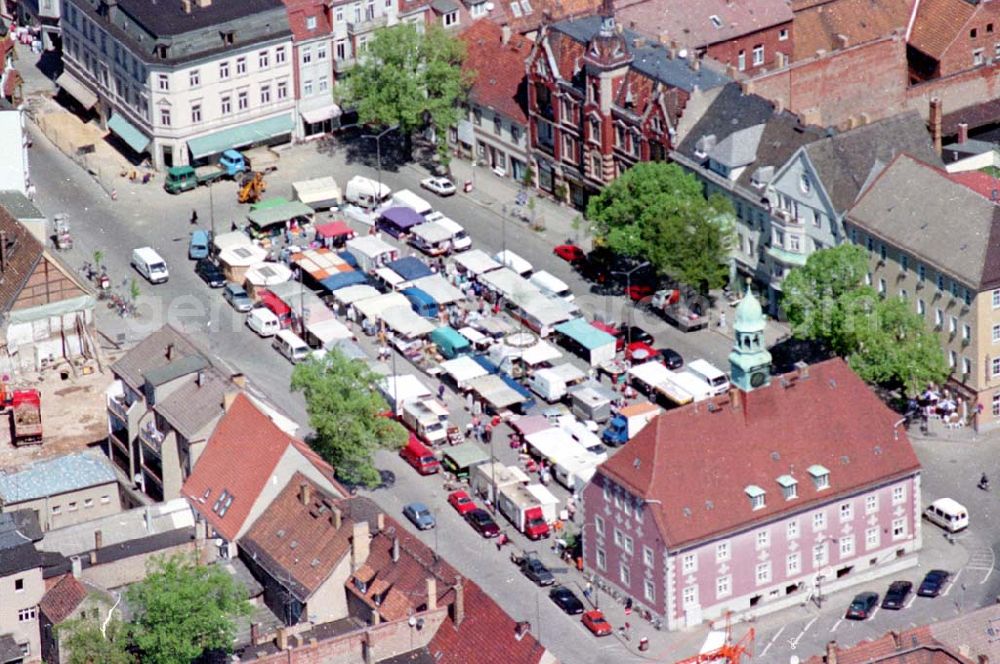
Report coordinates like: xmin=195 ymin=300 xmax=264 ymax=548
xmin=291 ymin=349 xmax=408 ymax=487
xmin=584 ymin=162 xmax=734 ymax=292
xmin=59 ymin=617 xmax=134 ymax=664
xmin=127 ymin=553 xmax=250 ymax=664
xmin=341 ymin=24 xmax=471 ymax=161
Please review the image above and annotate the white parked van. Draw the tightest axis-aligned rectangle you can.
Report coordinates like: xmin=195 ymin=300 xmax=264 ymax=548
xmin=529 ymin=271 xmax=574 ymax=302
xmin=494 ymin=250 xmax=533 ymax=277
xmin=528 ymin=368 xmax=569 ymax=402
xmin=272 ymin=329 xmax=310 ymax=363
xmin=427 ymin=214 xmax=472 ymax=251
xmin=391 ymin=189 xmax=434 ymax=218
xmin=687 ymin=359 xmax=731 ymax=396
xmin=131 ymin=247 xmax=169 ymax=284
xmin=246 ymin=307 xmax=280 ymax=337
xmin=924 ymin=497 xmax=969 ymax=532
xmin=345 ymin=175 xmax=392 ymax=209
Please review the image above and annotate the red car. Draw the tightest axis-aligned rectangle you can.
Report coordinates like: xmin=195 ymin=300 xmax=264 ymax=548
xmin=581 ymin=610 xmax=613 ymax=637
xmin=448 ymin=490 xmax=476 ymax=515
xmin=554 ymin=244 xmax=586 ymax=263
xmin=589 ymin=320 xmax=624 ymax=351
xmin=626 ymin=283 xmax=655 ymax=302
xmin=625 ymin=341 xmax=657 ymax=362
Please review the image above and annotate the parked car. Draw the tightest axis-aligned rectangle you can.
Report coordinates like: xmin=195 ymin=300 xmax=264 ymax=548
xmin=918 ymin=569 xmax=950 ymax=597
xmin=621 ymin=325 xmax=654 ymax=345
xmin=881 ymin=580 xmax=913 ymax=609
xmin=403 ymin=502 xmax=436 ymax=530
xmin=511 ymin=551 xmax=555 ymax=586
xmin=420 ymin=176 xmax=456 ymax=197
xmin=625 ymin=341 xmax=657 ymax=363
xmin=189 ymin=229 xmax=210 ymax=259
xmin=589 ymin=320 xmax=623 ymax=351
xmin=845 ymin=591 xmax=879 ymax=620
xmin=448 ymin=490 xmax=476 ymax=515
xmin=465 ymin=508 xmax=500 ymax=538
xmin=222 ymin=283 xmax=253 ymax=312
xmin=549 ymin=586 xmax=585 ymax=615
xmin=553 ymin=244 xmax=586 ymax=263
xmin=626 ymin=283 xmax=655 ymax=302
xmin=659 ymin=347 xmax=684 ymax=370
xmin=195 ymin=258 xmax=226 ymax=288
xmin=581 ymin=610 xmax=613 ymax=637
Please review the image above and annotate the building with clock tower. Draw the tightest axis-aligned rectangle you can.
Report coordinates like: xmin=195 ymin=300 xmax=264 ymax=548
xmin=729 ymin=285 xmax=772 ymax=391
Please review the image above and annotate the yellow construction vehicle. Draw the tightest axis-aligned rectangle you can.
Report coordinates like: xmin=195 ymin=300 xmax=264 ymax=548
xmin=238 ymin=172 xmax=267 ymax=204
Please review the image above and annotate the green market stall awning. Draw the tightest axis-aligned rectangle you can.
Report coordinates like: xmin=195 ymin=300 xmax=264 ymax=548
xmin=187 ymin=113 xmax=294 ymax=160
xmin=107 ymin=113 xmax=150 ymax=154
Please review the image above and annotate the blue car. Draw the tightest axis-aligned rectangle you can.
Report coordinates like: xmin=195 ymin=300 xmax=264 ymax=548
xmin=189 ymin=229 xmax=210 ymax=260
xmin=403 ymin=502 xmax=435 ymax=530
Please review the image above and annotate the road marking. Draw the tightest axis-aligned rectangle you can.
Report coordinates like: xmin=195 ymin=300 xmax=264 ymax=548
xmin=904 ymin=594 xmax=917 ymax=609
xmin=787 ymin=616 xmax=818 ymax=651
xmin=942 ymin=568 xmax=962 ymax=597
xmin=830 ymin=618 xmax=843 ymax=633
xmin=758 ymin=625 xmax=785 ymax=658
xmin=867 ymin=606 xmax=880 ymax=621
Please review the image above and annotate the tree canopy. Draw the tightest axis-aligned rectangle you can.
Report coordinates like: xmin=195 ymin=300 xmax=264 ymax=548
xmin=59 ymin=616 xmax=134 ymax=664
xmin=127 ymin=553 xmax=250 ymax=664
xmin=584 ymin=162 xmax=734 ymax=292
xmin=291 ymin=349 xmax=408 ymax=487
xmin=341 ymin=24 xmax=471 ymax=161
xmin=782 ymin=245 xmax=949 ymax=394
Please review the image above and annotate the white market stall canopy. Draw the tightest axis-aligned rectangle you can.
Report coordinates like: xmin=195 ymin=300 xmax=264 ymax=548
xmin=439 ymin=355 xmax=489 ymax=388
xmin=354 ymin=292 xmax=411 ymax=321
xmin=410 ymin=275 xmax=465 ymax=305
xmin=453 ymin=249 xmax=501 ymax=276
xmin=480 ymin=268 xmax=540 ymax=300
xmin=332 ymin=284 xmax=381 ymax=306
xmin=307 ymin=318 xmax=353 ymax=347
xmin=218 ymin=243 xmax=268 ymax=268
xmin=347 ymin=235 xmax=397 ymax=260
xmin=468 ymin=374 xmax=525 ymax=409
xmin=244 ymin=262 xmax=293 ymax=287
xmin=410 ymin=221 xmax=453 ymax=244
xmin=380 ymin=306 xmax=436 ymax=338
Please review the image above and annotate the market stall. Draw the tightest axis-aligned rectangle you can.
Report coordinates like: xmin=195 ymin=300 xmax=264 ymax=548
xmin=453 ymin=249 xmax=501 ymax=278
xmin=292 ymin=177 xmax=342 ymax=211
xmin=243 ymin=262 xmax=293 ymax=298
xmin=346 ymin=235 xmax=399 ymax=272
xmin=410 ymin=274 xmax=465 ymax=306
xmin=554 ymin=318 xmax=617 ymax=366
xmin=314 ymin=220 xmax=356 ymax=249
xmin=439 ymin=355 xmax=489 ymax=390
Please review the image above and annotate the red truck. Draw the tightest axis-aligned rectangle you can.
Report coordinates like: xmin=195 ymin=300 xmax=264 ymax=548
xmin=497 ymin=483 xmax=551 ymax=540
xmin=8 ymin=389 xmax=41 ymax=445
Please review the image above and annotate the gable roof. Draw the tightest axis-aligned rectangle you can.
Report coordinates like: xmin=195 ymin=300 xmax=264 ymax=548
xmin=617 ymin=0 xmax=793 ymax=51
xmin=709 ymin=123 xmax=766 ymax=168
xmin=947 ymin=170 xmax=1000 ymax=201
xmin=0 ymin=206 xmax=45 ymax=313
xmin=596 ymin=359 xmax=921 ymax=549
xmin=0 ymin=452 xmax=117 ymax=504
xmin=111 ymin=324 xmax=204 ymax=391
xmin=791 ymin=0 xmax=915 ymax=60
xmin=181 ymin=393 xmax=335 ymax=542
xmin=908 ymin=0 xmax=977 ymax=60
xmin=491 ymin=0 xmax=603 ymax=35
xmin=802 ymin=111 xmax=941 ymax=212
xmin=461 ymin=20 xmax=532 ymax=125
xmin=283 ymin=0 xmax=333 ymax=41
xmin=39 ymin=574 xmax=89 ymax=624
xmin=849 ymin=154 xmax=1000 ymax=290
xmin=804 ymin=626 xmax=972 ymax=663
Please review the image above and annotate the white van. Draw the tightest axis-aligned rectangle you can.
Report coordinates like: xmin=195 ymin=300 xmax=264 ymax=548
xmin=924 ymin=497 xmax=969 ymax=533
xmin=427 ymin=213 xmax=472 ymax=251
xmin=131 ymin=247 xmax=169 ymax=284
xmin=529 ymin=270 xmax=574 ymax=302
xmin=246 ymin=307 xmax=280 ymax=337
xmin=687 ymin=359 xmax=731 ymax=396
xmin=272 ymin=329 xmax=310 ymax=363
xmin=494 ymin=250 xmax=533 ymax=277
xmin=528 ymin=368 xmax=569 ymax=402
xmin=391 ymin=189 xmax=433 ymax=218
xmin=345 ymin=175 xmax=392 ymax=209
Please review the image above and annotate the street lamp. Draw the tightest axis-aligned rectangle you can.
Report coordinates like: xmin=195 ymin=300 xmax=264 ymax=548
xmin=360 ymin=124 xmax=399 ymax=206
xmin=612 ymin=261 xmax=651 ymax=341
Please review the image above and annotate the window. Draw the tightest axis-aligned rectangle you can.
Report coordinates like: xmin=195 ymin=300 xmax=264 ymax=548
xmin=302 ymin=46 xmax=312 ymax=64
xmin=755 ymin=561 xmax=771 ymax=585
xmin=839 ymin=503 xmax=853 ymax=522
xmin=950 ymin=350 xmax=957 ymax=368
xmin=964 ymin=324 xmax=972 ymax=342
xmin=716 ymin=575 xmax=732 ymax=599
xmin=809 ymin=466 xmax=830 ymax=490
xmin=779 ymin=28 xmax=789 ymax=41
xmin=306 ymin=15 xmax=317 ymax=30
xmin=786 ymin=551 xmax=801 ymax=576
xmin=682 ymin=553 xmax=697 ymax=573
xmin=219 ymin=61 xmax=230 ymax=79
xmin=756 ymin=529 xmax=770 ymax=550
xmin=737 ymin=50 xmax=746 ymax=71
xmin=494 ymin=117 xmax=503 ymax=135
xmin=746 ymin=485 xmax=765 ymax=510
xmin=963 ymin=356 xmax=972 ymax=376
xmin=865 ymin=494 xmax=878 ymax=515
xmin=189 ymin=69 xmax=200 ymax=87
xmin=276 ymin=46 xmax=286 ymax=64
xmin=935 ymin=308 xmax=944 ymax=327
xmin=68 ymin=501 xmax=78 ymax=511
xmin=303 ymin=79 xmax=314 ymax=96
xmin=623 ymin=535 xmax=634 ymax=555
xmin=964 ymin=288 xmax=972 ymax=306
xmin=100 ymin=495 xmax=110 ymax=504
xmin=318 ymin=76 xmax=329 ymax=93
xmin=15 ymin=578 xmax=23 ymax=592
xmin=191 ymin=103 xmax=202 ymax=123
xmin=682 ymin=585 xmax=698 ymax=606
xmin=336 ymin=40 xmax=348 ymax=60
xmin=644 ymin=579 xmax=656 ymax=602
xmin=892 ymin=517 xmax=907 ymax=539
xmin=995 ymin=357 xmax=1000 ymax=377
xmin=157 ymin=73 xmax=169 ymax=90
xmin=716 ymin=541 xmax=730 ymax=562
xmin=974 ymin=48 xmax=985 ymax=66
xmin=813 ymin=542 xmax=828 ymax=567
xmin=277 ymin=79 xmax=288 ymax=100
xmin=900 ymin=254 xmax=908 ymax=272
xmin=444 ymin=10 xmax=459 ymax=26
xmin=917 ymin=299 xmax=926 ymax=316
xmin=260 ymin=85 xmax=271 ymax=104
xmin=259 ymin=50 xmax=269 ymax=69
xmin=950 ymin=316 xmax=958 ymax=334
xmin=236 ymin=56 xmax=247 ymax=74
xmin=972 ymin=28 xmax=979 ymax=38
xmin=709 ymin=14 xmax=722 ymax=28
xmin=839 ymin=535 xmax=855 ymax=558
xmin=937 ymin=274 xmax=946 ymax=291
xmin=84 ymin=498 xmax=94 ymax=508
xmin=918 ymin=264 xmax=926 ymax=282
xmin=892 ymin=485 xmax=906 ymax=505
xmin=318 ymin=43 xmax=328 ymax=60
xmin=17 ymin=607 xmax=36 ymax=622
xmin=613 ymin=528 xmax=624 ymax=548
xmin=878 ymin=278 xmax=886 ymax=294
xmin=596 ymin=548 xmax=606 ymax=570
xmin=993 ymin=289 xmax=1000 ymax=308
xmin=473 ymin=107 xmax=482 ymax=126
xmin=787 ymin=519 xmax=799 ymax=540
xmin=619 ymin=562 xmax=631 ymax=586
xmin=511 ymin=126 xmax=521 ymax=143
xmin=237 ymin=90 xmax=248 ymax=110
xmin=752 ymin=44 xmax=764 ymax=65
xmin=594 ymin=515 xmax=605 ymax=536
xmin=789 ymin=235 xmax=800 ymax=252
xmin=160 ymin=107 xmax=171 ymax=126
xmin=220 ymin=95 xmax=232 ymax=115
xmin=995 ymin=392 xmax=1000 ymax=417
xmin=812 ymin=511 xmax=827 ymax=531
xmin=643 ymin=545 xmax=654 ymax=567
xmin=866 ymin=526 xmax=880 ymax=550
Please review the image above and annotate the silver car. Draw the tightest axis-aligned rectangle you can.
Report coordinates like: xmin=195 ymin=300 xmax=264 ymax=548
xmin=403 ymin=502 xmax=436 ymax=530
xmin=223 ymin=283 xmax=253 ymax=313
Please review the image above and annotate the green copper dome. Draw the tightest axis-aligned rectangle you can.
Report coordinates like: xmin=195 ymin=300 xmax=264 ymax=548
xmin=734 ymin=284 xmax=765 ymax=333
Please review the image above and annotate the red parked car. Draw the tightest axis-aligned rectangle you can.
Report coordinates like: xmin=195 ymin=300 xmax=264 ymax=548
xmin=553 ymin=244 xmax=586 ymax=263
xmin=626 ymin=283 xmax=655 ymax=302
xmin=448 ymin=490 xmax=476 ymax=515
xmin=625 ymin=341 xmax=657 ymax=363
xmin=589 ymin=320 xmax=624 ymax=351
xmin=581 ymin=610 xmax=613 ymax=637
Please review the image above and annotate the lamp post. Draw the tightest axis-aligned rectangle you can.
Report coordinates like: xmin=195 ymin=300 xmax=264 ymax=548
xmin=612 ymin=261 xmax=651 ymax=341
xmin=360 ymin=124 xmax=399 ymax=206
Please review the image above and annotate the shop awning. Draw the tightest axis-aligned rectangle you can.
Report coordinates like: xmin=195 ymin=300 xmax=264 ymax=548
xmin=457 ymin=120 xmax=474 ymax=145
xmin=301 ymin=103 xmax=342 ymax=125
xmin=107 ymin=112 xmax=150 ymax=154
xmin=56 ymin=71 xmax=97 ymax=109
xmin=187 ymin=113 xmax=294 ymax=160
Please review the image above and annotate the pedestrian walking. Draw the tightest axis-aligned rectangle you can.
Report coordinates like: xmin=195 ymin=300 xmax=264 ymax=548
xmin=190 ymin=210 xmax=199 ymax=225
xmin=466 ymin=391 xmax=474 ymax=411
xmin=483 ymin=425 xmax=493 ymax=444
xmin=438 ymin=384 xmax=446 ymax=400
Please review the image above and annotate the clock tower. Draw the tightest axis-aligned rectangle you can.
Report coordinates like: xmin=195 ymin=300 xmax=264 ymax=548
xmin=729 ymin=283 xmax=772 ymax=391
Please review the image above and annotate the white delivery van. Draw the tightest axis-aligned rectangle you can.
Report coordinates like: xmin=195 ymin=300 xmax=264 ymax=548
xmin=272 ymin=329 xmax=310 ymax=363
xmin=392 ymin=189 xmax=434 ymax=218
xmin=131 ymin=247 xmax=169 ymax=284
xmin=494 ymin=250 xmax=533 ymax=277
xmin=426 ymin=213 xmax=472 ymax=251
xmin=528 ymin=368 xmax=569 ymax=402
xmin=924 ymin=497 xmax=969 ymax=532
xmin=246 ymin=307 xmax=280 ymax=337
xmin=687 ymin=359 xmax=731 ymax=396
xmin=345 ymin=175 xmax=392 ymax=209
xmin=529 ymin=271 xmax=574 ymax=302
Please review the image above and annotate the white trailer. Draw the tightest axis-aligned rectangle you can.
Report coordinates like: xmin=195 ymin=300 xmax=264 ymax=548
xmin=470 ymin=461 xmax=530 ymax=503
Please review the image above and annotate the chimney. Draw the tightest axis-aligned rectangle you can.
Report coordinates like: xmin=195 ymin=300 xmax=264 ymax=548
xmin=958 ymin=122 xmax=969 ymax=143
xmin=826 ymin=641 xmax=838 ymax=664
xmin=231 ymin=372 xmax=246 ymax=389
xmin=351 ymin=521 xmax=370 ymax=571
xmin=331 ymin=506 xmax=343 ymax=530
xmin=392 ymin=536 xmax=400 ymax=562
xmin=0 ymin=231 xmax=7 ymax=275
xmin=633 ymin=36 xmax=646 ymax=48
xmin=70 ymin=555 xmax=82 ymax=578
xmin=501 ymin=24 xmax=511 ymax=45
xmin=930 ymin=97 xmax=943 ymax=155
xmin=299 ymin=482 xmax=312 ymax=506
xmin=729 ymin=387 xmax=741 ymax=410
xmin=88 ymin=550 xmax=97 ymax=565
xmin=250 ymin=623 xmax=259 ymax=645
xmin=94 ymin=530 xmax=103 ymax=550
xmin=836 ymin=33 xmax=849 ymax=49
xmin=795 ymin=360 xmax=810 ymax=379
xmin=195 ymin=0 xmax=211 ymax=6
xmin=426 ymin=577 xmax=437 ymax=610
xmin=775 ymin=51 xmax=786 ymax=68
xmin=181 ymin=0 xmax=191 ymax=12
xmin=223 ymin=391 xmax=238 ymax=412
xmin=196 ymin=371 xmax=205 ymax=387
xmin=376 ymin=512 xmax=385 ymax=532
xmin=891 ymin=630 xmax=901 ymax=649
xmin=165 ymin=343 xmax=174 ymax=361
xmin=690 ymin=57 xmax=700 ymax=71
xmin=452 ymin=577 xmax=465 ymax=627
xmin=276 ymin=627 xmax=288 ymax=650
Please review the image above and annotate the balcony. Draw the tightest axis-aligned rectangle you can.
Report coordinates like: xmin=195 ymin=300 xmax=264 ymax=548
xmin=106 ymin=380 xmax=137 ymax=422
xmin=334 ymin=57 xmax=357 ymax=73
xmin=139 ymin=419 xmax=166 ymax=453
xmin=348 ymin=13 xmax=388 ymax=35
xmin=772 ymin=209 xmax=802 ymax=226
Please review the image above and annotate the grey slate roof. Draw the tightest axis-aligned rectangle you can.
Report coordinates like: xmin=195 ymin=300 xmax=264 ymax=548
xmin=848 ymin=154 xmax=1000 ymax=290
xmin=0 ymin=511 xmax=42 ymax=548
xmin=144 ymin=355 xmax=209 ymax=387
xmin=431 ymin=0 xmax=460 ymax=12
xmin=804 ymin=111 xmax=942 ymax=213
xmin=0 ymin=452 xmax=117 ymax=504
xmin=116 ymin=0 xmax=286 ymax=38
xmin=0 ymin=191 xmax=44 ymax=220
xmin=0 ymin=635 xmax=22 ymax=664
xmin=552 ymin=16 xmax=729 ymax=92
xmin=709 ymin=123 xmax=765 ymax=168
xmin=155 ymin=365 xmax=230 ymax=440
xmin=112 ymin=324 xmax=204 ymax=390
xmin=676 ymin=82 xmax=784 ymax=159
xmin=0 ymin=542 xmax=42 ymax=576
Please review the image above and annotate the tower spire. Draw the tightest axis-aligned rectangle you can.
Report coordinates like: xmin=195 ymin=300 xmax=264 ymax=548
xmin=728 ymin=279 xmax=772 ymax=391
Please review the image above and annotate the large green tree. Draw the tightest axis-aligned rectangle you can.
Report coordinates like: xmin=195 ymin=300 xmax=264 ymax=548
xmin=342 ymin=23 xmax=471 ymax=162
xmin=59 ymin=617 xmax=134 ymax=664
xmin=127 ymin=553 xmax=250 ymax=664
xmin=291 ymin=349 xmax=408 ymax=487
xmin=585 ymin=162 xmax=734 ymax=292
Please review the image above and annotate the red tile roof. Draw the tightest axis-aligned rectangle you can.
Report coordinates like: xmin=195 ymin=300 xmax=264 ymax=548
xmin=803 ymin=627 xmax=973 ymax=663
xmin=281 ymin=0 xmax=332 ymax=41
xmin=491 ymin=0 xmax=603 ymax=35
xmin=617 ymin=0 xmax=792 ymax=50
xmin=181 ymin=393 xmax=336 ymax=542
xmin=597 ymin=359 xmax=921 ymax=548
xmin=791 ymin=0 xmax=915 ymax=60
xmin=39 ymin=575 xmax=88 ymax=624
xmin=908 ymin=0 xmax=976 ymax=60
xmin=461 ymin=21 xmax=532 ymax=125
xmin=947 ymin=170 xmax=1000 ymax=201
